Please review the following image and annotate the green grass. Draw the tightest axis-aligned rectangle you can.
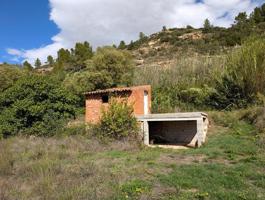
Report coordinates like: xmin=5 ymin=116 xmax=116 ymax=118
xmin=0 ymin=113 xmax=264 ymax=200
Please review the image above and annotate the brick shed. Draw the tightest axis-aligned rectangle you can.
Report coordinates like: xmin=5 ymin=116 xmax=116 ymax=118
xmin=85 ymin=85 xmax=151 ymax=123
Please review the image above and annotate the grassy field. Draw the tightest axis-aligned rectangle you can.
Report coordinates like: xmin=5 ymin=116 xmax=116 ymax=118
xmin=0 ymin=112 xmax=264 ymax=200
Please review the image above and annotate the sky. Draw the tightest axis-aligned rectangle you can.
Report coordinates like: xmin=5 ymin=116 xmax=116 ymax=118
xmin=1 ymin=0 xmax=264 ymax=64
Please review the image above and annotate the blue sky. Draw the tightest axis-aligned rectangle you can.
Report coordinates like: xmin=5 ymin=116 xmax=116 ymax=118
xmin=0 ymin=0 xmax=58 ymax=63
xmin=1 ymin=0 xmax=264 ymax=64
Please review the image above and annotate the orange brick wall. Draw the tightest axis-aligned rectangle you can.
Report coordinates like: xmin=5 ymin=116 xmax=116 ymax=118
xmin=85 ymin=86 xmax=151 ymax=124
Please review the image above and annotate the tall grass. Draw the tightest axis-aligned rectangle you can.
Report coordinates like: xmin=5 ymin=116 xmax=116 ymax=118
xmin=133 ymin=54 xmax=226 ymax=88
xmin=133 ymin=54 xmax=226 ymax=112
xmin=226 ymin=37 xmax=265 ymax=96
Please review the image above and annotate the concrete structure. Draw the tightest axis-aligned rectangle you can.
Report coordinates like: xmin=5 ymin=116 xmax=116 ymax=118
xmin=85 ymin=85 xmax=151 ymax=123
xmin=137 ymin=112 xmax=208 ymax=148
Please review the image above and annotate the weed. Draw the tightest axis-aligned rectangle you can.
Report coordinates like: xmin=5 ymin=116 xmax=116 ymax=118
xmin=120 ymin=179 xmax=151 ymax=199
xmin=0 ymin=140 xmax=14 ymax=176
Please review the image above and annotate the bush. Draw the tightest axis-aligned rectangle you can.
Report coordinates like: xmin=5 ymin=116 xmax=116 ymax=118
xmin=207 ymin=37 xmax=265 ymax=109
xmin=179 ymin=86 xmax=215 ymax=107
xmin=241 ymin=107 xmax=265 ymax=132
xmin=95 ymin=99 xmax=139 ymax=140
xmin=0 ymin=64 xmax=25 ymax=92
xmin=0 ymin=75 xmax=78 ymax=137
xmin=208 ymin=76 xmax=251 ymax=109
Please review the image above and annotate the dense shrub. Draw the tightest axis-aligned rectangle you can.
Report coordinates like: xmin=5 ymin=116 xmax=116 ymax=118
xmin=0 ymin=64 xmax=25 ymax=92
xmin=0 ymin=75 xmax=78 ymax=138
xmin=211 ymin=37 xmax=265 ymax=109
xmin=152 ymin=85 xmax=179 ymax=113
xmin=208 ymin=76 xmax=251 ymax=109
xmin=241 ymin=107 xmax=265 ymax=132
xmin=179 ymin=86 xmax=215 ymax=108
xmin=95 ymin=99 xmax=139 ymax=140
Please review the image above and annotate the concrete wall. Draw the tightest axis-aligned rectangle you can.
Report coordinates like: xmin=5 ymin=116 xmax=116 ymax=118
xmin=85 ymin=86 xmax=151 ymax=123
xmin=148 ymin=121 xmax=197 ymax=145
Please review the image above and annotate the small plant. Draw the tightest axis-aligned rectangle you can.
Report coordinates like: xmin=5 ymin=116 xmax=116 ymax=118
xmin=95 ymin=99 xmax=139 ymax=140
xmin=121 ymin=179 xmax=151 ymax=199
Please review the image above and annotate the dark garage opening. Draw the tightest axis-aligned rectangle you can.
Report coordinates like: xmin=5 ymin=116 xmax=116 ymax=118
xmin=149 ymin=121 xmax=197 ymax=146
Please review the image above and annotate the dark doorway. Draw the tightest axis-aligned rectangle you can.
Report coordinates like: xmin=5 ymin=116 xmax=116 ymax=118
xmin=149 ymin=121 xmax=197 ymax=145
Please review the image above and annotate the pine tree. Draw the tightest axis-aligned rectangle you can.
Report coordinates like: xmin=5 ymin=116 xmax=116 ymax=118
xmin=139 ymin=32 xmax=146 ymax=40
xmin=250 ymin=3 xmax=265 ymax=24
xmin=34 ymin=58 xmax=41 ymax=68
xmin=23 ymin=61 xmax=33 ymax=71
xmin=57 ymin=48 xmax=71 ymax=63
xmin=72 ymin=41 xmax=93 ymax=69
xmin=235 ymin=12 xmax=248 ymax=25
xmin=203 ymin=18 xmax=212 ymax=33
xmin=127 ymin=41 xmax=135 ymax=50
xmin=118 ymin=41 xmax=126 ymax=49
xmin=47 ymin=55 xmax=54 ymax=66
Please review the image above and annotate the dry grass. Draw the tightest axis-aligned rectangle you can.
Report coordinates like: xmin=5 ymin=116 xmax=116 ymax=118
xmin=0 ymin=116 xmax=264 ymax=200
xmin=0 ymin=136 xmax=147 ymax=200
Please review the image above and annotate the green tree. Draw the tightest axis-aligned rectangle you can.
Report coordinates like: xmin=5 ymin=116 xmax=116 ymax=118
xmin=203 ymin=18 xmax=212 ymax=33
xmin=235 ymin=12 xmax=248 ymax=25
xmin=250 ymin=3 xmax=265 ymax=24
xmin=92 ymin=47 xmax=134 ymax=87
xmin=47 ymin=55 xmax=54 ymax=66
xmin=118 ymin=41 xmax=126 ymax=49
xmin=56 ymin=48 xmax=72 ymax=71
xmin=57 ymin=48 xmax=72 ymax=64
xmin=186 ymin=25 xmax=194 ymax=29
xmin=72 ymin=41 xmax=93 ymax=70
xmin=23 ymin=61 xmax=33 ymax=71
xmin=127 ymin=40 xmax=135 ymax=50
xmin=0 ymin=75 xmax=77 ymax=137
xmin=251 ymin=7 xmax=263 ymax=23
xmin=34 ymin=58 xmax=41 ymax=68
xmin=139 ymin=32 xmax=147 ymax=41
xmin=63 ymin=70 xmax=112 ymax=106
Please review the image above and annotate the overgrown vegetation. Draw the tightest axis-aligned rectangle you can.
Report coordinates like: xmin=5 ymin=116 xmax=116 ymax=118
xmin=94 ymin=99 xmax=139 ymax=140
xmin=134 ymin=37 xmax=265 ymax=112
xmin=0 ymin=112 xmax=264 ymax=199
xmin=0 ymin=75 xmax=77 ymax=138
xmin=209 ymin=37 xmax=265 ymax=109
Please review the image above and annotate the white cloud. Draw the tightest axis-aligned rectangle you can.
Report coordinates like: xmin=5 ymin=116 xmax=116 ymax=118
xmin=7 ymin=48 xmax=23 ymax=57
xmin=8 ymin=0 xmax=261 ymax=64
